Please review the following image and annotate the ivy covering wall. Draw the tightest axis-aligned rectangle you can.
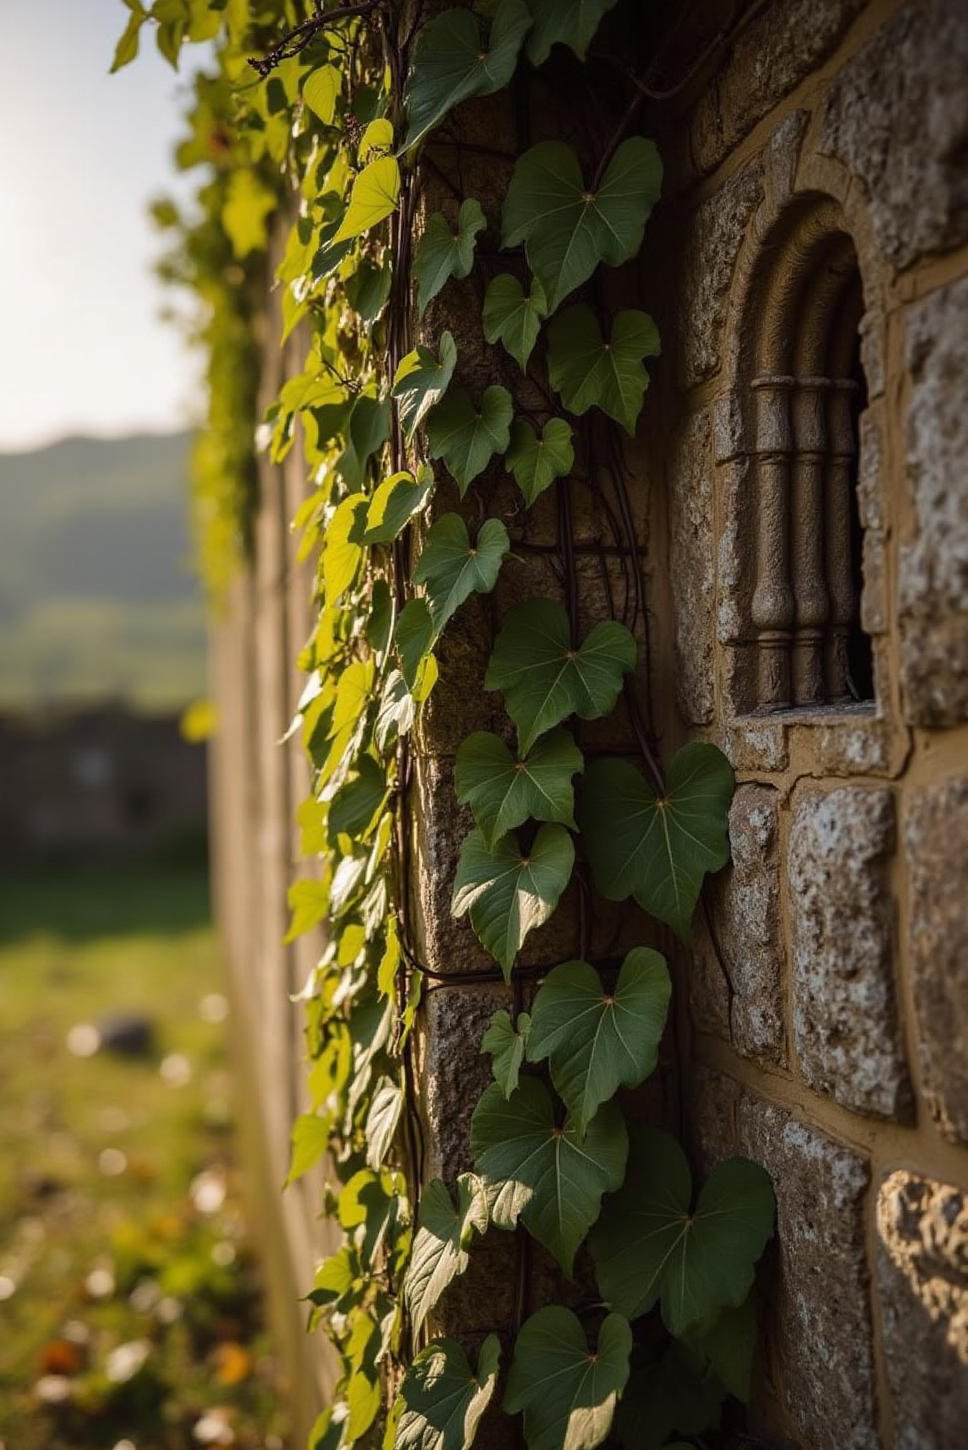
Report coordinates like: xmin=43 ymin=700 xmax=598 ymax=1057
xmin=117 ymin=3 xmax=777 ymax=1446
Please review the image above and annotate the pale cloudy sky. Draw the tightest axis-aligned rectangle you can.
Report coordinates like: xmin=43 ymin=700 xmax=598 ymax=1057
xmin=0 ymin=0 xmax=209 ymax=450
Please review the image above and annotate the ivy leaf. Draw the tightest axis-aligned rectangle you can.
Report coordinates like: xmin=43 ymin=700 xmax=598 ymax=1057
xmin=286 ymin=1112 xmax=330 ymax=1186
xmin=611 ymin=1343 xmax=725 ymax=1450
xmin=485 ymin=598 xmax=635 ymax=753
xmin=525 ymin=0 xmax=620 ymax=65
xmin=322 ymin=493 xmax=367 ymax=606
xmin=110 ymin=5 xmax=146 ymax=72
xmin=363 ymin=467 xmax=434 ymax=544
xmin=375 ymin=671 xmax=415 ymax=753
xmin=327 ymin=757 xmax=387 ymax=845
xmin=405 ymin=1174 xmax=489 ymax=1335
xmin=526 ymin=948 xmax=671 ymax=1134
xmin=506 ymin=418 xmax=574 ymax=505
xmin=480 ymin=1009 xmax=531 ymax=1098
xmin=413 ymin=515 xmax=510 ymax=634
xmin=333 ymin=155 xmax=400 ymax=242
xmin=303 ymin=65 xmax=340 ymax=125
xmin=590 ymin=1128 xmax=775 ymax=1335
xmin=397 ymin=1334 xmax=501 ymax=1450
xmin=395 ymin=599 xmax=435 ymax=688
xmin=455 ymin=727 xmax=582 ymax=847
xmin=470 ymin=1077 xmax=627 ymax=1274
xmin=452 ymin=825 xmax=574 ymax=979
xmin=415 ymin=200 xmax=486 ymax=317
xmin=682 ymin=1296 xmax=757 ymax=1404
xmin=392 ymin=332 xmax=458 ymax=441
xmin=365 ymin=1076 xmax=404 ymax=1170
xmin=482 ymin=273 xmax=547 ymax=370
xmin=504 ymin=1307 xmax=632 ymax=1450
xmin=403 ymin=0 xmax=532 ymax=150
xmin=338 ymin=394 xmax=391 ymax=487
xmin=547 ymin=305 xmax=660 ymax=436
xmin=502 ymin=138 xmax=662 ymax=312
xmin=579 ymin=742 xmax=734 ymax=942
xmin=426 ymin=385 xmax=513 ymax=494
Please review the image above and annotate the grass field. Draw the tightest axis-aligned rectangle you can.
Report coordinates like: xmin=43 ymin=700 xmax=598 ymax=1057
xmin=0 ymin=863 xmax=290 ymax=1449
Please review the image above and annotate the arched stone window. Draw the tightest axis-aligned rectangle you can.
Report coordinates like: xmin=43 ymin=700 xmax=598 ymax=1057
xmin=740 ymin=198 xmax=873 ymax=713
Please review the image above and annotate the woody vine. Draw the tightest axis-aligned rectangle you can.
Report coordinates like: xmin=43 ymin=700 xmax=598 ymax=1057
xmin=118 ymin=2 xmax=777 ymax=1446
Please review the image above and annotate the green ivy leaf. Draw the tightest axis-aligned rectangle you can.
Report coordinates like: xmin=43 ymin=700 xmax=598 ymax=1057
xmin=590 ymin=1128 xmax=775 ymax=1335
xmin=338 ymin=394 xmax=391 ymax=487
xmin=363 ymin=467 xmax=434 ymax=544
xmin=392 ymin=332 xmax=458 ymax=441
xmin=397 ymin=1334 xmax=501 ymax=1450
xmin=322 ymin=493 xmax=367 ymax=606
xmin=405 ymin=1174 xmax=489 ymax=1335
xmin=470 ymin=1077 xmax=627 ymax=1274
xmin=327 ymin=757 xmax=387 ymax=845
xmin=547 ymin=305 xmax=660 ymax=435
xmin=525 ymin=0 xmax=620 ymax=65
xmin=526 ymin=948 xmax=671 ymax=1134
xmin=284 ymin=878 xmax=329 ymax=943
xmin=333 ymin=155 xmax=401 ymax=242
xmin=365 ymin=1076 xmax=404 ymax=1169
xmin=452 ymin=825 xmax=574 ymax=979
xmin=506 ymin=418 xmax=574 ymax=505
xmin=482 ymin=273 xmax=547 ymax=370
xmin=611 ymin=1343 xmax=725 ymax=1450
xmin=682 ymin=1295 xmax=757 ymax=1404
xmin=504 ymin=1306 xmax=631 ymax=1450
xmin=303 ymin=65 xmax=340 ymax=125
xmin=502 ymin=138 xmax=661 ymax=312
xmin=480 ymin=1009 xmax=531 ymax=1098
xmin=485 ymin=598 xmax=635 ymax=752
xmin=426 ymin=385 xmax=513 ymax=494
xmin=413 ymin=515 xmax=510 ymax=634
xmin=346 ymin=259 xmax=392 ymax=323
xmin=579 ymin=742 xmax=734 ymax=942
xmin=367 ymin=578 xmax=395 ymax=665
xmin=403 ymin=0 xmax=532 ymax=150
xmin=286 ymin=1112 xmax=330 ymax=1186
xmin=395 ymin=599 xmax=435 ymax=688
xmin=455 ymin=727 xmax=582 ymax=847
xmin=415 ymin=200 xmax=487 ymax=317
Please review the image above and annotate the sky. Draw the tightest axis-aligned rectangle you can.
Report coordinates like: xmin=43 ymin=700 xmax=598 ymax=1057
xmin=0 ymin=1 xmax=210 ymax=451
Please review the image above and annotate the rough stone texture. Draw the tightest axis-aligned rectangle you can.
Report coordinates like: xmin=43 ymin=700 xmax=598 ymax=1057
xmin=737 ymin=1096 xmax=877 ymax=1450
xmin=858 ymin=411 xmax=887 ymax=637
xmin=725 ymin=715 xmax=788 ymax=772
xmin=788 ymin=787 xmax=909 ymax=1118
xmin=678 ymin=161 xmax=763 ymax=387
xmin=420 ymin=983 xmax=508 ymax=1184
xmin=670 ymin=410 xmax=715 ymax=724
xmin=876 ymin=1170 xmax=968 ymax=1449
xmin=690 ymin=0 xmax=866 ymax=176
xmin=899 ymin=277 xmax=968 ymax=726
xmin=821 ymin=0 xmax=968 ymax=271
xmin=695 ymin=785 xmax=786 ymax=1063
xmin=904 ymin=775 xmax=968 ymax=1143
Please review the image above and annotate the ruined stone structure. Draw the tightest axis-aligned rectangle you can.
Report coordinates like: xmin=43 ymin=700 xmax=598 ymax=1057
xmin=210 ymin=1 xmax=968 ymax=1443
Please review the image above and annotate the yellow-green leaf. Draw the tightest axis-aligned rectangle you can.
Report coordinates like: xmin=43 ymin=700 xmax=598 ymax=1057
xmin=333 ymin=156 xmax=400 ymax=243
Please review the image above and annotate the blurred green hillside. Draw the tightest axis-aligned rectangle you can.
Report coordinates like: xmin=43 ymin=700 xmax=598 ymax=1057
xmin=0 ymin=432 xmax=207 ymax=708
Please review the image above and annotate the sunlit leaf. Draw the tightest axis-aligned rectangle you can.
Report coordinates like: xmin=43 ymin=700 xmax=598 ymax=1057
xmin=405 ymin=1174 xmax=488 ymax=1335
xmin=286 ymin=1112 xmax=330 ymax=1186
xmin=504 ymin=1306 xmax=631 ymax=1450
xmin=452 ymin=825 xmax=574 ymax=978
xmin=397 ymin=1335 xmax=501 ymax=1450
xmin=392 ymin=333 xmax=457 ymax=440
xmin=455 ymin=727 xmax=582 ymax=847
xmin=322 ymin=493 xmax=367 ymax=606
xmin=303 ymin=65 xmax=340 ymax=125
xmin=222 ymin=169 xmax=276 ymax=260
xmin=328 ymin=757 xmax=388 ymax=845
xmin=333 ymin=155 xmax=401 ymax=242
xmin=365 ymin=1076 xmax=404 ymax=1169
xmin=364 ymin=468 xmax=434 ymax=544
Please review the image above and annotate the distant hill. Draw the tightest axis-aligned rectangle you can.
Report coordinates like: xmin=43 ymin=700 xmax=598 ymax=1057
xmin=0 ymin=432 xmax=207 ymax=709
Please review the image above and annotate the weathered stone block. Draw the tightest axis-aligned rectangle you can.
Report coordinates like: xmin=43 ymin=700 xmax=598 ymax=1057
xmin=899 ymin=277 xmax=968 ymax=727
xmin=678 ymin=161 xmax=763 ymax=387
xmin=821 ymin=0 xmax=968 ymax=271
xmin=788 ymin=787 xmax=909 ymax=1118
xmin=876 ymin=1170 xmax=968 ymax=1449
xmin=737 ymin=1096 xmax=877 ymax=1450
xmin=690 ymin=0 xmax=866 ymax=176
xmin=670 ymin=409 xmax=715 ymax=724
xmin=904 ymin=775 xmax=968 ymax=1143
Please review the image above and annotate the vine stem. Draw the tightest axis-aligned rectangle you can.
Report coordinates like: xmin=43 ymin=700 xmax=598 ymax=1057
xmin=247 ymin=1 xmax=384 ymax=75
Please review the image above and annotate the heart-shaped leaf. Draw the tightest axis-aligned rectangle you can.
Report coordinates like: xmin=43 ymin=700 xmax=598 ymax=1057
xmin=395 ymin=599 xmax=435 ymax=689
xmin=506 ymin=417 xmax=574 ymax=505
xmin=375 ymin=671 xmax=414 ymax=753
xmin=480 ymin=1009 xmax=531 ymax=1098
xmin=525 ymin=0 xmax=620 ymax=65
xmin=579 ymin=742 xmax=734 ymax=942
xmin=364 ymin=1075 xmax=404 ymax=1170
xmin=405 ymin=1174 xmax=488 ymax=1335
xmin=415 ymin=199 xmax=486 ymax=317
xmin=470 ymin=1077 xmax=627 ymax=1274
xmin=397 ymin=1334 xmax=501 ymax=1450
xmin=392 ymin=332 xmax=457 ymax=440
xmin=303 ymin=64 xmax=340 ymax=125
xmin=483 ymin=272 xmax=547 ymax=370
xmin=485 ymin=598 xmax=635 ymax=752
xmin=338 ymin=393 xmax=391 ymax=487
xmin=333 ymin=154 xmax=400 ymax=242
xmin=455 ymin=727 xmax=582 ymax=846
xmin=413 ymin=514 xmax=510 ymax=634
xmin=590 ymin=1129 xmax=775 ymax=1335
xmin=426 ymin=385 xmax=513 ymax=494
xmin=451 ymin=824 xmax=574 ymax=978
xmin=363 ymin=467 xmax=433 ymax=544
xmin=502 ymin=138 xmax=662 ymax=312
xmin=322 ymin=493 xmax=367 ymax=606
xmin=327 ymin=756 xmax=387 ymax=845
xmin=504 ymin=1306 xmax=631 ymax=1450
xmin=547 ymin=305 xmax=660 ymax=435
xmin=526 ymin=948 xmax=671 ymax=1133
xmin=403 ymin=0 xmax=532 ymax=150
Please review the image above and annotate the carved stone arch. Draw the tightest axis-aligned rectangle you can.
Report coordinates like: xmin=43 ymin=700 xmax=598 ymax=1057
xmin=720 ymin=190 xmax=875 ymax=715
